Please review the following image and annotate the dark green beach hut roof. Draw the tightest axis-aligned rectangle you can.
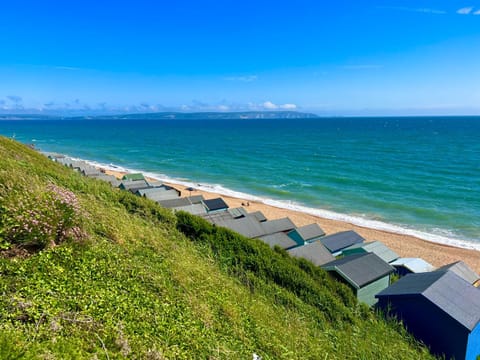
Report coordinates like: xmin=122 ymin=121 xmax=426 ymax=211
xmin=322 ymin=253 xmax=394 ymax=289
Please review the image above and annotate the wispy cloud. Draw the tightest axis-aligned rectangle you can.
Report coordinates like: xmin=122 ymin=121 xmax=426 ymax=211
xmin=223 ymin=75 xmax=258 ymax=82
xmin=380 ymin=6 xmax=446 ymax=15
xmin=7 ymin=95 xmax=22 ymax=103
xmin=474 ymin=9 xmax=480 ymax=15
xmin=54 ymin=65 xmax=82 ymax=71
xmin=457 ymin=7 xmax=474 ymax=14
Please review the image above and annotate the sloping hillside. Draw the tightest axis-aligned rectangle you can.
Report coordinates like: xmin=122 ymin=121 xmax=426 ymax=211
xmin=0 ymin=137 xmax=435 ymax=359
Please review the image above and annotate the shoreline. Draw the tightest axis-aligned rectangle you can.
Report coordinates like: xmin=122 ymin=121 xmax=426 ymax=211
xmin=99 ymin=166 xmax=480 ymax=273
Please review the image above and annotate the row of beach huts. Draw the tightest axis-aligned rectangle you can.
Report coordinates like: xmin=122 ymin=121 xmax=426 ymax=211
xmin=47 ymin=153 xmax=480 ymax=360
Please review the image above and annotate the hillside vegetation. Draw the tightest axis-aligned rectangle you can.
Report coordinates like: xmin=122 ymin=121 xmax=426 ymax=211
xmin=0 ymin=137 xmax=435 ymax=359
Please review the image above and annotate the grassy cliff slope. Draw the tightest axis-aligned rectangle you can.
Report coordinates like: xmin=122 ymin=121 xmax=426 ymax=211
xmin=0 ymin=137 xmax=435 ymax=359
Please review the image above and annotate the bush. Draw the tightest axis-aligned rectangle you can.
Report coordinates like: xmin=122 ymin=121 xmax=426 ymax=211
xmin=175 ymin=211 xmax=357 ymax=325
xmin=0 ymin=183 xmax=86 ymax=250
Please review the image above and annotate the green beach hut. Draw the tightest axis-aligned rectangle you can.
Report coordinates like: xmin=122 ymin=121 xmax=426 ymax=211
xmin=322 ymin=253 xmax=394 ymax=306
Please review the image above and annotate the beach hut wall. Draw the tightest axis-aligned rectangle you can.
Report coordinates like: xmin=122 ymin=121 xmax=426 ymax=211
xmin=203 ymin=198 xmax=229 ymax=213
xmin=438 ymin=261 xmax=480 ymax=285
xmin=389 ymin=258 xmax=436 ymax=277
xmin=258 ymin=232 xmax=300 ymax=250
xmin=122 ymin=173 xmax=146 ymax=181
xmin=287 ymin=241 xmax=335 ymax=266
xmin=341 ymin=241 xmax=399 ymax=264
xmin=287 ymin=223 xmax=325 ymax=244
xmin=320 ymin=230 xmax=365 ymax=255
xmin=158 ymin=195 xmax=205 ymax=209
xmin=376 ymin=270 xmax=480 ymax=360
xmin=322 ymin=253 xmax=394 ymax=306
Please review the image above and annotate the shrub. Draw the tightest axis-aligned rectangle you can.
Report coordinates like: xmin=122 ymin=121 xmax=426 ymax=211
xmin=0 ymin=183 xmax=86 ymax=250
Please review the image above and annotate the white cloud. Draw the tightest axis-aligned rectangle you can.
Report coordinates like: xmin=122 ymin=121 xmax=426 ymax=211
xmin=217 ymin=105 xmax=229 ymax=111
xmin=263 ymin=101 xmax=278 ymax=109
xmin=262 ymin=101 xmax=297 ymax=110
xmin=473 ymin=9 xmax=480 ymax=15
xmin=280 ymin=103 xmax=297 ymax=110
xmin=457 ymin=7 xmax=473 ymax=14
xmin=380 ymin=6 xmax=446 ymax=15
xmin=224 ymin=75 xmax=258 ymax=82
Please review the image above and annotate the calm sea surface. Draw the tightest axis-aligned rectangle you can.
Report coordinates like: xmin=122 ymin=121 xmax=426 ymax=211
xmin=1 ymin=117 xmax=479 ymax=249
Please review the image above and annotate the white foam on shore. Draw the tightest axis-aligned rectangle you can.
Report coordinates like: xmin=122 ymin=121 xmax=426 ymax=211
xmin=79 ymin=157 xmax=480 ymax=251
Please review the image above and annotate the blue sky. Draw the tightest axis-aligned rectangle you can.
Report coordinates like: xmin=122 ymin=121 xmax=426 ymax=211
xmin=1 ymin=1 xmax=480 ymax=115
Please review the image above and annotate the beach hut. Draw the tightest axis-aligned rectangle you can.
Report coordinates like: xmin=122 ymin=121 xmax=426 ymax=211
xmin=172 ymin=203 xmax=208 ymax=215
xmin=145 ymin=189 xmax=180 ymax=202
xmin=158 ymin=195 xmax=205 ymax=209
xmin=259 ymin=232 xmax=300 ymax=250
xmin=122 ymin=173 xmax=145 ymax=181
xmin=438 ymin=261 xmax=480 ymax=285
xmin=389 ymin=258 xmax=435 ymax=277
xmin=322 ymin=253 xmax=394 ymax=306
xmin=136 ymin=186 xmax=170 ymax=197
xmin=119 ymin=180 xmax=150 ymax=192
xmin=320 ymin=230 xmax=365 ymax=256
xmin=341 ymin=241 xmax=399 ymax=263
xmin=287 ymin=223 xmax=325 ymax=244
xmin=376 ymin=270 xmax=480 ymax=360
xmin=214 ymin=216 xmax=266 ymax=238
xmin=207 ymin=215 xmax=295 ymax=240
xmin=228 ymin=207 xmax=249 ymax=219
xmin=82 ymin=167 xmax=102 ymax=177
xmin=287 ymin=241 xmax=335 ymax=266
xmin=261 ymin=218 xmax=296 ymax=235
xmin=203 ymin=198 xmax=229 ymax=213
xmin=250 ymin=211 xmax=267 ymax=222
xmin=90 ymin=173 xmax=121 ymax=187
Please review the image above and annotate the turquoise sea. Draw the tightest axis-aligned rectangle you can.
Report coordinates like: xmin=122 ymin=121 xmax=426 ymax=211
xmin=1 ymin=116 xmax=479 ymax=249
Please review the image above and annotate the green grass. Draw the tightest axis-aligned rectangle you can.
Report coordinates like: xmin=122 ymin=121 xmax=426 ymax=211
xmin=0 ymin=137 xmax=436 ymax=359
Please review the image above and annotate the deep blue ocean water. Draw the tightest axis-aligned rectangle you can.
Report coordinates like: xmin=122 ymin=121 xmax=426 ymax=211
xmin=1 ymin=117 xmax=479 ymax=249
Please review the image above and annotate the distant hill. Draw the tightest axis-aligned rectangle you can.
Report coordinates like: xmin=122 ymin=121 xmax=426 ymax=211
xmin=88 ymin=111 xmax=319 ymax=120
xmin=0 ymin=111 xmax=318 ymax=121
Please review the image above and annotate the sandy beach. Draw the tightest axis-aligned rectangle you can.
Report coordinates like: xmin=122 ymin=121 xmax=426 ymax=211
xmin=105 ymin=169 xmax=480 ymax=274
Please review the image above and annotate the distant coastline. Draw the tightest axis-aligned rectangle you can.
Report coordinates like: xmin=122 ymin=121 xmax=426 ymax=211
xmin=0 ymin=110 xmax=318 ymax=121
